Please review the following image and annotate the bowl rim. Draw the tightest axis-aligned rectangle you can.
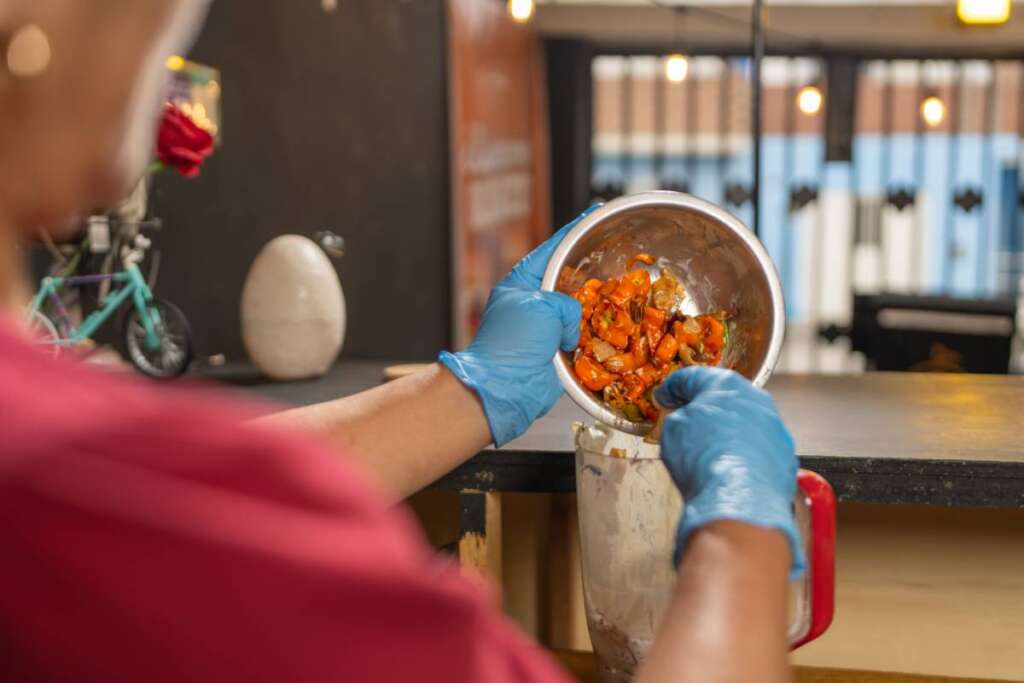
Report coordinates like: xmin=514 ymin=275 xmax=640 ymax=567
xmin=540 ymin=191 xmax=786 ymax=435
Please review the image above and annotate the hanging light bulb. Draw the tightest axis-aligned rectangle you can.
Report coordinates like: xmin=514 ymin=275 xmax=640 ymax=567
xmin=921 ymin=96 xmax=946 ymax=127
xmin=665 ymin=54 xmax=689 ymax=83
xmin=796 ymin=85 xmax=824 ymax=116
xmin=957 ymin=0 xmax=1010 ymax=25
xmin=508 ymin=0 xmax=535 ymax=23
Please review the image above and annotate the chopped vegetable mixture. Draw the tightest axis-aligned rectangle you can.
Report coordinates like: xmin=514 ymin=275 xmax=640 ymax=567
xmin=569 ymin=254 xmax=728 ymax=422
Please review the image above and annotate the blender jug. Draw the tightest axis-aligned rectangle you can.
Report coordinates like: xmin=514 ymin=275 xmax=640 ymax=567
xmin=575 ymin=422 xmax=836 ymax=683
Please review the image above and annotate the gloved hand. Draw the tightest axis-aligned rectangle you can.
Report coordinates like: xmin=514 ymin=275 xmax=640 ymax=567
xmin=440 ymin=207 xmax=598 ymax=447
xmin=654 ymin=367 xmax=805 ymax=578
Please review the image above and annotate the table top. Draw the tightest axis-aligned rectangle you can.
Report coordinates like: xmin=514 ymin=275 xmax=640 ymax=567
xmin=207 ymin=362 xmax=1024 ymax=508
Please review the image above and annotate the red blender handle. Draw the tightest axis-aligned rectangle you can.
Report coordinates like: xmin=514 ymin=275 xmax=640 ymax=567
xmin=791 ymin=469 xmax=836 ymax=650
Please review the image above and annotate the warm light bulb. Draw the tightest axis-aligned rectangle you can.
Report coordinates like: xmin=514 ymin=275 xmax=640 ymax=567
xmin=508 ymin=0 xmax=535 ymax=23
xmin=6 ymin=24 xmax=51 ymax=79
xmin=796 ymin=85 xmax=823 ymax=116
xmin=921 ymin=96 xmax=946 ymax=127
xmin=957 ymin=0 xmax=1010 ymax=24
xmin=165 ymin=55 xmax=185 ymax=72
xmin=665 ymin=54 xmax=689 ymax=83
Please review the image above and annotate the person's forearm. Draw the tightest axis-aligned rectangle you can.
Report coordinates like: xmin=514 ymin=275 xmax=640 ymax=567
xmin=634 ymin=521 xmax=792 ymax=683
xmin=259 ymin=364 xmax=491 ymax=503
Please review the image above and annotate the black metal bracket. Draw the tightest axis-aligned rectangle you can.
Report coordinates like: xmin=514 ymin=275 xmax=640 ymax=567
xmin=660 ymin=180 xmax=690 ymax=195
xmin=818 ymin=322 xmax=852 ymax=344
xmin=886 ymin=187 xmax=917 ymax=211
xmin=789 ymin=184 xmax=819 ymax=212
xmin=725 ymin=182 xmax=753 ymax=207
xmin=953 ymin=187 xmax=983 ymax=213
xmin=591 ymin=180 xmax=625 ymax=202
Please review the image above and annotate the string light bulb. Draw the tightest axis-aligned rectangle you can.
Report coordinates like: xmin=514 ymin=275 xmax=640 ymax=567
xmin=796 ymin=85 xmax=824 ymax=116
xmin=7 ymin=24 xmax=51 ymax=79
xmin=665 ymin=54 xmax=689 ymax=83
xmin=165 ymin=55 xmax=186 ymax=72
xmin=957 ymin=0 xmax=1010 ymax=25
xmin=508 ymin=0 xmax=535 ymax=23
xmin=921 ymin=96 xmax=946 ymax=127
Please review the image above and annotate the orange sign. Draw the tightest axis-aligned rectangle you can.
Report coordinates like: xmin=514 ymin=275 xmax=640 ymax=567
xmin=448 ymin=0 xmax=551 ymax=347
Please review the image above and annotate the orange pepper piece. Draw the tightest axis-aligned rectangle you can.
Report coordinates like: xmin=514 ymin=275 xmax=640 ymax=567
xmin=574 ymin=356 xmax=616 ymax=391
xmin=700 ymin=315 xmax=726 ymax=357
xmin=626 ymin=269 xmax=651 ymax=298
xmin=673 ymin=318 xmax=703 ymax=350
xmin=654 ymin=333 xmax=679 ymax=365
xmin=632 ymin=334 xmax=650 ymax=366
xmin=622 ymin=374 xmax=646 ymax=401
xmin=578 ymin=324 xmax=592 ymax=348
xmin=612 ymin=307 xmax=638 ymax=336
xmin=643 ymin=306 xmax=666 ymax=330
xmin=635 ymin=363 xmax=660 ymax=386
xmin=607 ymin=278 xmax=637 ymax=307
xmin=601 ymin=327 xmax=630 ymax=350
xmin=643 ymin=307 xmax=666 ymax=349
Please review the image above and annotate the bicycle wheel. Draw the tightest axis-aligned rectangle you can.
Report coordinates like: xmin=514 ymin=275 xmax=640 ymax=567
xmin=121 ymin=298 xmax=193 ymax=378
xmin=24 ymin=309 xmax=62 ymax=358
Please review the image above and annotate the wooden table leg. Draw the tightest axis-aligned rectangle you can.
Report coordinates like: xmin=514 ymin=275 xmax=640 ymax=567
xmin=457 ymin=491 xmax=503 ymax=591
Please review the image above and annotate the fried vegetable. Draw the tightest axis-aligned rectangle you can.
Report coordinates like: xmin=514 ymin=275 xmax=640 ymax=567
xmin=575 ymin=356 xmax=616 ymax=391
xmin=651 ymin=269 xmax=686 ymax=311
xmin=632 ymin=334 xmax=650 ymax=366
xmin=604 ymin=352 xmax=637 ymax=374
xmin=635 ymin=363 xmax=660 ymax=386
xmin=625 ymin=269 xmax=652 ymax=298
xmin=622 ymin=373 xmax=646 ymax=401
xmin=654 ymin=333 xmax=679 ymax=365
xmin=569 ymin=255 xmax=729 ymax=422
xmin=603 ymin=381 xmax=628 ymax=409
xmin=589 ymin=338 xmax=617 ymax=363
xmin=622 ymin=402 xmax=644 ymax=422
xmin=673 ymin=316 xmax=703 ymax=350
xmin=700 ymin=315 xmax=726 ymax=360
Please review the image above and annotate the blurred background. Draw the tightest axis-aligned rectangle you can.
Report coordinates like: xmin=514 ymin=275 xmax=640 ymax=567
xmin=34 ymin=0 xmax=1024 ymax=381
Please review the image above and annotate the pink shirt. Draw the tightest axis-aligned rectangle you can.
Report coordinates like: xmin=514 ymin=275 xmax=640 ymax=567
xmin=0 ymin=318 xmax=571 ymax=682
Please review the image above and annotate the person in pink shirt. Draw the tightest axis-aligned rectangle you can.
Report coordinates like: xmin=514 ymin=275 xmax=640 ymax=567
xmin=0 ymin=2 xmax=803 ymax=682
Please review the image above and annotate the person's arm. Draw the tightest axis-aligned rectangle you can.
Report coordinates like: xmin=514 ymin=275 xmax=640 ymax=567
xmin=635 ymin=521 xmax=791 ymax=683
xmin=261 ymin=363 xmax=490 ymax=502
xmin=262 ymin=208 xmax=597 ymax=502
xmin=632 ymin=366 xmax=804 ymax=683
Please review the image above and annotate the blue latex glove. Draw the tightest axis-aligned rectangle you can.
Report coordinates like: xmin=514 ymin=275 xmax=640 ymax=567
xmin=654 ymin=367 xmax=805 ymax=578
xmin=440 ymin=207 xmax=598 ymax=447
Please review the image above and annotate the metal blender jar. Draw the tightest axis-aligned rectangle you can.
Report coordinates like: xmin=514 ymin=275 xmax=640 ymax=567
xmin=541 ymin=192 xmax=836 ymax=682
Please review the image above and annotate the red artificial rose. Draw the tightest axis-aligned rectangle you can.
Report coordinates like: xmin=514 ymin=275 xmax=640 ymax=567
xmin=156 ymin=104 xmax=214 ymax=178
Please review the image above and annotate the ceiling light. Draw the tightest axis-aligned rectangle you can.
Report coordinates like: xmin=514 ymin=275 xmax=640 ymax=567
xmin=957 ymin=0 xmax=1010 ymax=24
xmin=797 ymin=85 xmax=823 ymax=116
xmin=508 ymin=0 xmax=535 ymax=23
xmin=921 ymin=96 xmax=946 ymax=127
xmin=665 ymin=54 xmax=689 ymax=83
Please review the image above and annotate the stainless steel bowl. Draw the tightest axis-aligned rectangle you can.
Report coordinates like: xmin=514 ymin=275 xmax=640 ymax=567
xmin=541 ymin=191 xmax=786 ymax=435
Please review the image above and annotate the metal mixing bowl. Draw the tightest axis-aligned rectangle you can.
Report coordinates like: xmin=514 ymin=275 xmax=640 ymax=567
xmin=540 ymin=191 xmax=785 ymax=435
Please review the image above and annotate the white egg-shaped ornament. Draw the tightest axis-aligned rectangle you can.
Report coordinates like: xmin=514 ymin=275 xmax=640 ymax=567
xmin=241 ymin=235 xmax=346 ymax=380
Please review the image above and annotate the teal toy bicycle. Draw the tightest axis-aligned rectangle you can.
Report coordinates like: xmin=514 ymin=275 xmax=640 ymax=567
xmin=26 ymin=219 xmax=193 ymax=378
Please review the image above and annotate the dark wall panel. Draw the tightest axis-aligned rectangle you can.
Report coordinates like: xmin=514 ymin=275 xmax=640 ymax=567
xmin=151 ymin=0 xmax=450 ymax=362
xmin=546 ymin=39 xmax=594 ymax=228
